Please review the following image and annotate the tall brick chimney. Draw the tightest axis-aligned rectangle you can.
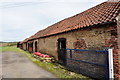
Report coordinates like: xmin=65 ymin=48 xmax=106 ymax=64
xmin=107 ymin=0 xmax=120 ymax=2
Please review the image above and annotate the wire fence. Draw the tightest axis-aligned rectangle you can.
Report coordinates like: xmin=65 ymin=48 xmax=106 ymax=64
xmin=66 ymin=48 xmax=109 ymax=79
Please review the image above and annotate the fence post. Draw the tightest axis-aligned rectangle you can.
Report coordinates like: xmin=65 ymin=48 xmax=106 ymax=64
xmin=108 ymin=49 xmax=114 ymax=80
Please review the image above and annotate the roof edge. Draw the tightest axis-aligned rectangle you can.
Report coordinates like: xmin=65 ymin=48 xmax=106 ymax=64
xmin=27 ymin=21 xmax=116 ymax=41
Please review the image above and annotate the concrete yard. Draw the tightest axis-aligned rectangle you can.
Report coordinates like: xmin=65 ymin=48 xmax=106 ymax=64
xmin=2 ymin=51 xmax=56 ymax=78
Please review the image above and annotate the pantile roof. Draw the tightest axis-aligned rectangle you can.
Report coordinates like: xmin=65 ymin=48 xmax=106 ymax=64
xmin=24 ymin=1 xmax=120 ymax=42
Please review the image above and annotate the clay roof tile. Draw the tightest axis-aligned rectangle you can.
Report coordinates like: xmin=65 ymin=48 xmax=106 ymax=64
xmin=26 ymin=1 xmax=120 ymax=41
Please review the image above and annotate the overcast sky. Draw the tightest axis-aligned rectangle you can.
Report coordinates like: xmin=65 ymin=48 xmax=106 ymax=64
xmin=0 ymin=0 xmax=107 ymax=42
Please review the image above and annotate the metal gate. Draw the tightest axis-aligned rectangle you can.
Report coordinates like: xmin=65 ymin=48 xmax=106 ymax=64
xmin=66 ymin=48 xmax=110 ymax=79
xmin=58 ymin=48 xmax=66 ymax=65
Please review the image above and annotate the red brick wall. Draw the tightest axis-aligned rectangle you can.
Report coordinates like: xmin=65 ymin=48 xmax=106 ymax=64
xmin=104 ymin=23 xmax=119 ymax=79
xmin=113 ymin=49 xmax=120 ymax=80
xmin=104 ymin=22 xmax=120 ymax=80
xmin=105 ymin=16 xmax=120 ymax=80
xmin=116 ymin=15 xmax=120 ymax=80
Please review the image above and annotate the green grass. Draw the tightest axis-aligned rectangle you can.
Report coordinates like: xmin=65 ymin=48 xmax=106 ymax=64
xmin=1 ymin=46 xmax=91 ymax=79
xmin=1 ymin=46 xmax=18 ymax=52
xmin=0 ymin=42 xmax=17 ymax=47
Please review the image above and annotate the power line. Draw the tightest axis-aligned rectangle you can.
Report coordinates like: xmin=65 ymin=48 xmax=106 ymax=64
xmin=0 ymin=2 xmax=45 ymax=9
xmin=1 ymin=2 xmax=40 ymax=8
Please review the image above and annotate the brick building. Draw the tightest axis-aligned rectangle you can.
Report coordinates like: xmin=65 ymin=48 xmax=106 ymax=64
xmin=19 ymin=1 xmax=120 ymax=79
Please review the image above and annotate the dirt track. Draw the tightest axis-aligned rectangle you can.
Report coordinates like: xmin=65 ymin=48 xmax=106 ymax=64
xmin=2 ymin=51 xmax=56 ymax=78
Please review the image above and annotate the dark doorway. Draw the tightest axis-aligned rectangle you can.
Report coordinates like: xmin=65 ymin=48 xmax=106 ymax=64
xmin=58 ymin=38 xmax=66 ymax=65
xmin=17 ymin=42 xmax=20 ymax=48
xmin=28 ymin=43 xmax=33 ymax=53
xmin=35 ymin=41 xmax=38 ymax=52
xmin=26 ymin=43 xmax=27 ymax=50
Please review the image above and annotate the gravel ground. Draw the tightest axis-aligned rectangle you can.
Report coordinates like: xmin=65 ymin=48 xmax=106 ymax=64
xmin=2 ymin=51 xmax=56 ymax=78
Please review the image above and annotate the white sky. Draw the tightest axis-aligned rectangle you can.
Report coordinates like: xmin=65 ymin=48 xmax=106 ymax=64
xmin=0 ymin=0 xmax=107 ymax=42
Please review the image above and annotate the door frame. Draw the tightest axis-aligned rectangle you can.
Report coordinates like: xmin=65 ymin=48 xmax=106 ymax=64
xmin=35 ymin=41 xmax=38 ymax=52
xmin=57 ymin=38 xmax=66 ymax=65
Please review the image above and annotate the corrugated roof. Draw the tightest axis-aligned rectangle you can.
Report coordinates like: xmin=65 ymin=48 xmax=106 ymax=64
xmin=26 ymin=1 xmax=120 ymax=41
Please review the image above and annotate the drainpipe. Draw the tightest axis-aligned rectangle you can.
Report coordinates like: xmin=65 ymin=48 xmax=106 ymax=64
xmin=108 ymin=49 xmax=114 ymax=79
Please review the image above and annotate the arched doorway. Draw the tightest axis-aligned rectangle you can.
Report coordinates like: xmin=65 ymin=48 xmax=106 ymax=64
xmin=35 ymin=41 xmax=38 ymax=52
xmin=57 ymin=38 xmax=66 ymax=65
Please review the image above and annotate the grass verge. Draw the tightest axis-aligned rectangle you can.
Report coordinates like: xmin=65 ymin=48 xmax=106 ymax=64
xmin=1 ymin=46 xmax=90 ymax=79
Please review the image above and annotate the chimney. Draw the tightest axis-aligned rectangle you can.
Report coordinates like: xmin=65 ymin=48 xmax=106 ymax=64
xmin=107 ymin=0 xmax=120 ymax=2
